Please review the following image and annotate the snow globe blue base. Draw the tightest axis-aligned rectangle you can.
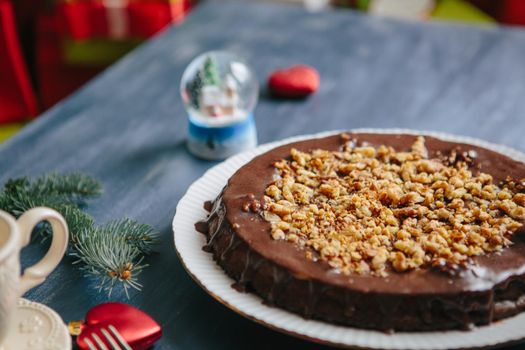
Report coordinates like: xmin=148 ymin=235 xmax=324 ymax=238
xmin=187 ymin=112 xmax=257 ymax=160
xmin=181 ymin=51 xmax=259 ymax=160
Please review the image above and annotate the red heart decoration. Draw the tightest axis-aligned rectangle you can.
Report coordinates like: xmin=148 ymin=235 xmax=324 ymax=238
xmin=268 ymin=64 xmax=320 ymax=98
xmin=77 ymin=303 xmax=162 ymax=350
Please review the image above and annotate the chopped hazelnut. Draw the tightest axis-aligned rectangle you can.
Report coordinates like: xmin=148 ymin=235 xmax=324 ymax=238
xmin=263 ymin=136 xmax=524 ymax=276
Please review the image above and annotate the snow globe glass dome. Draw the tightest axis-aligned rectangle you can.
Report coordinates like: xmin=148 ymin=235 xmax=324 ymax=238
xmin=180 ymin=51 xmax=259 ymax=160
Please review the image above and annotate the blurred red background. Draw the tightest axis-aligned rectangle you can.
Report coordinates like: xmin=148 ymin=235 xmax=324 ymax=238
xmin=1 ymin=0 xmax=525 ymax=138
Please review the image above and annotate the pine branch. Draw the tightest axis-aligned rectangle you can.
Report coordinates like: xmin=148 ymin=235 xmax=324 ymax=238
xmin=0 ymin=173 xmax=158 ymax=298
xmin=56 ymin=204 xmax=96 ymax=245
xmin=106 ymin=218 xmax=158 ymax=254
xmin=71 ymin=220 xmax=150 ymax=298
xmin=0 ymin=173 xmax=102 ymax=216
xmin=30 ymin=172 xmax=103 ymax=206
xmin=0 ymin=190 xmax=62 ymax=218
xmin=0 ymin=173 xmax=101 ymax=238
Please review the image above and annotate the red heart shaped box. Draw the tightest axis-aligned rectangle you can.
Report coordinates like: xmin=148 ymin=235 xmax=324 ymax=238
xmin=268 ymin=64 xmax=320 ymax=98
xmin=77 ymin=303 xmax=162 ymax=350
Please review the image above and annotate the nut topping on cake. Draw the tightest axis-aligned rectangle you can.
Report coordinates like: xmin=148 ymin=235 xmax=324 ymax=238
xmin=263 ymin=136 xmax=525 ymax=276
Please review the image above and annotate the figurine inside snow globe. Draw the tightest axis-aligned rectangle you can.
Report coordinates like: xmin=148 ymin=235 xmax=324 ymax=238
xmin=180 ymin=51 xmax=259 ymax=160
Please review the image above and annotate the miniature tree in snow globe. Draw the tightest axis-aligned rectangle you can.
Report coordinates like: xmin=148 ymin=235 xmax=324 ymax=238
xmin=180 ymin=51 xmax=259 ymax=159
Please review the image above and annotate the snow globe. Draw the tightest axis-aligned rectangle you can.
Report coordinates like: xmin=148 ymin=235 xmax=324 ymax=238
xmin=180 ymin=51 xmax=259 ymax=160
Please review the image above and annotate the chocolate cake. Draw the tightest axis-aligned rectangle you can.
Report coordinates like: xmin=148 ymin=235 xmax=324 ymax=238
xmin=196 ymin=133 xmax=525 ymax=332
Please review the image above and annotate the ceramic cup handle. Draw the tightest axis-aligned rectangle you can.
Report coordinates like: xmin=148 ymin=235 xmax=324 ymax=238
xmin=16 ymin=207 xmax=69 ymax=295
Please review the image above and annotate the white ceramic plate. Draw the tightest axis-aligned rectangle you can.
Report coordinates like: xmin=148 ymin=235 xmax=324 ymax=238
xmin=173 ymin=129 xmax=525 ymax=350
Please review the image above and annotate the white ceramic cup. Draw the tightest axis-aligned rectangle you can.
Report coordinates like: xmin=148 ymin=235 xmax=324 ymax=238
xmin=0 ymin=208 xmax=69 ymax=345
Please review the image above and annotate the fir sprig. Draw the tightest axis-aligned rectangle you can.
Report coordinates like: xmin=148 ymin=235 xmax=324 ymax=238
xmin=104 ymin=218 xmax=158 ymax=255
xmin=0 ymin=172 xmax=102 ymax=212
xmin=0 ymin=173 xmax=158 ymax=297
xmin=71 ymin=219 xmax=150 ymax=298
xmin=56 ymin=204 xmax=96 ymax=245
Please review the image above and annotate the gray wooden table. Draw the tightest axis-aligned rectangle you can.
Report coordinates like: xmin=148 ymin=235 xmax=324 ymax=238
xmin=3 ymin=1 xmax=525 ymax=348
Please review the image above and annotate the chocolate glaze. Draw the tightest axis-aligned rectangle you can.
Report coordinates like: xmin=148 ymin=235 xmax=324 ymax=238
xmin=196 ymin=133 xmax=525 ymax=331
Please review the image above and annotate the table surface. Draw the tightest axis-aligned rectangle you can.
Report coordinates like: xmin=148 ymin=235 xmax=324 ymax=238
xmin=4 ymin=1 xmax=525 ymax=349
